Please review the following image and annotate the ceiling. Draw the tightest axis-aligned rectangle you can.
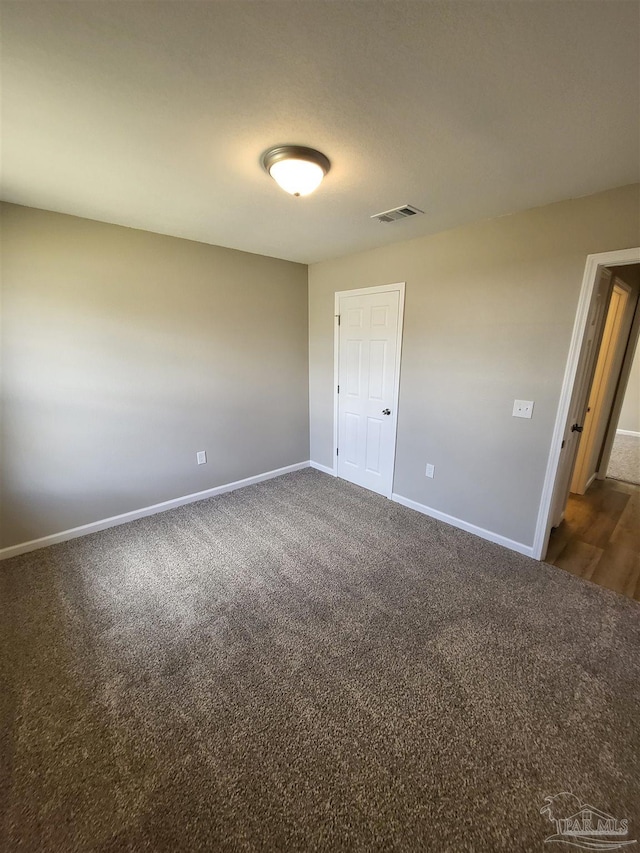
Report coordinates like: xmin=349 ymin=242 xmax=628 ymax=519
xmin=1 ymin=1 xmax=638 ymax=265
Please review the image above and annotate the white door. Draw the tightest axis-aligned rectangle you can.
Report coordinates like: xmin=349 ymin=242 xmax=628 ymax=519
xmin=549 ymin=267 xmax=612 ymax=527
xmin=337 ymin=288 xmax=402 ymax=496
xmin=570 ymin=279 xmax=632 ymax=494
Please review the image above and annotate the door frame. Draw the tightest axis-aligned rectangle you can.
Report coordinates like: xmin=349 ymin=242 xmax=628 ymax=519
xmin=533 ymin=247 xmax=640 ymax=560
xmin=332 ymin=282 xmax=406 ymax=496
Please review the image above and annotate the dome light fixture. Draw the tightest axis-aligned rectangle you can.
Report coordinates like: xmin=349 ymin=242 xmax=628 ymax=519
xmin=262 ymin=145 xmax=331 ymax=197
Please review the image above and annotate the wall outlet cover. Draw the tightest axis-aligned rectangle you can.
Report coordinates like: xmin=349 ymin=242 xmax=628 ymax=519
xmin=512 ymin=400 xmax=534 ymax=419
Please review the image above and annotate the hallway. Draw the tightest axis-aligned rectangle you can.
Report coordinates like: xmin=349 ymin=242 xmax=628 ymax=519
xmin=546 ymin=478 xmax=640 ymax=600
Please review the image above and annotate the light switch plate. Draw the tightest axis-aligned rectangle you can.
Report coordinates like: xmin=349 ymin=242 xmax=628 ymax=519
xmin=513 ymin=400 xmax=534 ymax=419
xmin=425 ymin=463 xmax=435 ymax=478
xmin=197 ymin=451 xmax=207 ymax=465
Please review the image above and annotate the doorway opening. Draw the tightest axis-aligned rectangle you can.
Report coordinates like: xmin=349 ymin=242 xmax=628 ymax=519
xmin=332 ymin=283 xmax=405 ymax=498
xmin=538 ymin=253 xmax=640 ymax=599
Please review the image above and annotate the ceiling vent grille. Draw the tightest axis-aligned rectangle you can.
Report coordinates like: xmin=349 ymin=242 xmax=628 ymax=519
xmin=371 ymin=204 xmax=424 ymax=224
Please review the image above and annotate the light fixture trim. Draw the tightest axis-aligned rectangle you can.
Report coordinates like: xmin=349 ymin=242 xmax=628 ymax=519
xmin=262 ymin=145 xmax=331 ymax=196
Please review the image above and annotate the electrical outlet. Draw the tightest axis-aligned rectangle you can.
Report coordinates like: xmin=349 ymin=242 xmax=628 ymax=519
xmin=425 ymin=463 xmax=435 ymax=478
xmin=512 ymin=400 xmax=534 ymax=419
xmin=197 ymin=451 xmax=207 ymax=465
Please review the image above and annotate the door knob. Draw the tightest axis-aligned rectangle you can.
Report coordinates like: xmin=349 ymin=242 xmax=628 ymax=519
xmin=571 ymin=423 xmax=583 ymax=433
xmin=382 ymin=408 xmax=391 ymax=415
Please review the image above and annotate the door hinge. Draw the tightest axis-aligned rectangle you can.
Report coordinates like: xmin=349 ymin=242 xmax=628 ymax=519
xmin=336 ymin=314 xmax=341 ymax=326
xmin=336 ymin=447 xmax=339 ymax=456
xmin=561 ymin=439 xmax=565 ymax=449
xmin=337 ymin=384 xmax=340 ymax=394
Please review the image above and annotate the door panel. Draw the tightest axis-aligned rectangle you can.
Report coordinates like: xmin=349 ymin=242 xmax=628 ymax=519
xmin=348 ymin=307 xmax=364 ymax=327
xmin=346 ymin=341 xmax=362 ymax=395
xmin=371 ymin=306 xmax=388 ymax=326
xmin=344 ymin=412 xmax=359 ymax=466
xmin=368 ymin=341 xmax=386 ymax=399
xmin=365 ymin=417 xmax=383 ymax=473
xmin=337 ymin=289 xmax=400 ymax=496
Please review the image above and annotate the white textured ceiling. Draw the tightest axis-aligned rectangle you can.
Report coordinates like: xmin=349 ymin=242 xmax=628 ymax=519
xmin=2 ymin=1 xmax=639 ymax=264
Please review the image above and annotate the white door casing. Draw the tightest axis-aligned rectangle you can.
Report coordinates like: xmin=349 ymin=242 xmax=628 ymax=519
xmin=334 ymin=284 xmax=405 ymax=497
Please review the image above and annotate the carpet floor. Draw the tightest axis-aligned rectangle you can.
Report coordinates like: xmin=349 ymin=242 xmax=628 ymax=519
xmin=1 ymin=469 xmax=639 ymax=852
xmin=608 ymin=432 xmax=640 ymax=485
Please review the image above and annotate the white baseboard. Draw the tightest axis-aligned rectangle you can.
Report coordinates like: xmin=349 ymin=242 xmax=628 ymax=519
xmin=391 ymin=493 xmax=535 ymax=558
xmin=616 ymin=428 xmax=640 ymax=438
xmin=309 ymin=460 xmax=336 ymax=476
xmin=0 ymin=461 xmax=311 ymax=562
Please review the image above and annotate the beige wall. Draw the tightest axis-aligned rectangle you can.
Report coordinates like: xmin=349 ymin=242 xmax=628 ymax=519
xmin=309 ymin=184 xmax=640 ymax=547
xmin=0 ymin=203 xmax=309 ymax=549
xmin=618 ymin=343 xmax=640 ymax=433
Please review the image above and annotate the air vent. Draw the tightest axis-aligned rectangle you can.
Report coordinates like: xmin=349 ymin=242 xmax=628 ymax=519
xmin=371 ymin=204 xmax=424 ymax=224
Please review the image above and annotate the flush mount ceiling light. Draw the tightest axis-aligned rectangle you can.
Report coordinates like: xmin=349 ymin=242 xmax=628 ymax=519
xmin=262 ymin=145 xmax=331 ymax=197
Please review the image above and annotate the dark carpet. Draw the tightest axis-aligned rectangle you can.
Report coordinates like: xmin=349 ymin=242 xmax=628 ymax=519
xmin=1 ymin=469 xmax=639 ymax=852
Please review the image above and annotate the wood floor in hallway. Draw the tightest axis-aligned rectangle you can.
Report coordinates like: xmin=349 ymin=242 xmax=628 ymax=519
xmin=546 ymin=477 xmax=640 ymax=601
